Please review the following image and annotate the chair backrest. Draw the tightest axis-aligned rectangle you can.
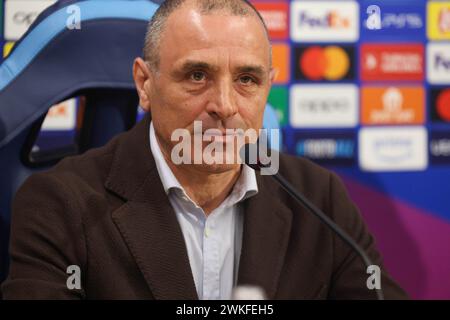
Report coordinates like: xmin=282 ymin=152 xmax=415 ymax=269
xmin=0 ymin=0 xmax=281 ymax=282
xmin=0 ymin=0 xmax=160 ymax=282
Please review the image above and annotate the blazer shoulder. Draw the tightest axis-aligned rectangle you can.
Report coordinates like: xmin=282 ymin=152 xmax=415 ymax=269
xmin=25 ymin=133 xmax=121 ymax=197
xmin=278 ymin=152 xmax=334 ymax=190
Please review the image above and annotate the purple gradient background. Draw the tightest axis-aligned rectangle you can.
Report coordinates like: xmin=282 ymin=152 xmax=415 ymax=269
xmin=340 ymin=174 xmax=450 ymax=299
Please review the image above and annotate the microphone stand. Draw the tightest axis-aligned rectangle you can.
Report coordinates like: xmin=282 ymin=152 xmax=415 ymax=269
xmin=270 ymin=171 xmax=384 ymax=300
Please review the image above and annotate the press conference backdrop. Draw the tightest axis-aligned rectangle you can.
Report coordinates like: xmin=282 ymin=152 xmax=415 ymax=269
xmin=1 ymin=0 xmax=450 ymax=299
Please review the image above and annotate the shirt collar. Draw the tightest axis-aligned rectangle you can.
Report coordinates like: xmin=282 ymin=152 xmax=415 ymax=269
xmin=149 ymin=121 xmax=258 ymax=206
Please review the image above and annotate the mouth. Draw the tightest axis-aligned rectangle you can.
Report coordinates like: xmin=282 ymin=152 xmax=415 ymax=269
xmin=203 ymin=128 xmax=243 ymax=135
xmin=202 ymin=132 xmax=240 ymax=143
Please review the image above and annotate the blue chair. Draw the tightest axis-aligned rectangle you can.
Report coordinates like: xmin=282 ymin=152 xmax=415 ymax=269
xmin=0 ymin=0 xmax=281 ymax=283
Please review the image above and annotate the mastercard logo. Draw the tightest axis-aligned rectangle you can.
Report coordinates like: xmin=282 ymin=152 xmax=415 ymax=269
xmin=297 ymin=46 xmax=352 ymax=81
xmin=437 ymin=89 xmax=450 ymax=121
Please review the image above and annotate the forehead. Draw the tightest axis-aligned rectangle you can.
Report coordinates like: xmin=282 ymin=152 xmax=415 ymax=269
xmin=159 ymin=7 xmax=271 ymax=68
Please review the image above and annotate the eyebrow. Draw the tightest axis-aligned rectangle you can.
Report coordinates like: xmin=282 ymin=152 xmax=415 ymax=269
xmin=174 ymin=60 xmax=219 ymax=75
xmin=173 ymin=60 xmax=267 ymax=78
xmin=235 ymin=65 xmax=267 ymax=78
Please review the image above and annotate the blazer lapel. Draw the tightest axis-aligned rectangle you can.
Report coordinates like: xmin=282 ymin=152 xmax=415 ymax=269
xmin=105 ymin=114 xmax=295 ymax=300
xmin=237 ymin=173 xmax=293 ymax=299
xmin=111 ymin=178 xmax=198 ymax=300
xmin=106 ymin=114 xmax=198 ymax=300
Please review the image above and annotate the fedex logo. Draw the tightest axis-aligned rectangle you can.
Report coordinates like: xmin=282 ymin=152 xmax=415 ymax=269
xmin=290 ymin=1 xmax=359 ymax=42
xmin=298 ymin=10 xmax=350 ymax=28
xmin=434 ymin=54 xmax=450 ymax=70
xmin=427 ymin=43 xmax=450 ymax=84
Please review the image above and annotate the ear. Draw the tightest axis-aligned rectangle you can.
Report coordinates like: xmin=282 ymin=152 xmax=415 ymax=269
xmin=269 ymin=67 xmax=278 ymax=84
xmin=133 ymin=57 xmax=153 ymax=112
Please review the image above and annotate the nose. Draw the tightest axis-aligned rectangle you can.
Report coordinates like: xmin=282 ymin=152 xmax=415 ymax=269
xmin=206 ymin=77 xmax=238 ymax=120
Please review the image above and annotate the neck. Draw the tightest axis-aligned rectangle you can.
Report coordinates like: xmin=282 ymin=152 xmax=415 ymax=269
xmin=156 ymin=134 xmax=241 ymax=215
xmin=169 ymin=162 xmax=241 ymax=215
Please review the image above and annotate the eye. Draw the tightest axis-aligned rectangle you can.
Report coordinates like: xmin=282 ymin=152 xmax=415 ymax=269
xmin=238 ymin=75 xmax=256 ymax=85
xmin=190 ymin=71 xmax=206 ymax=82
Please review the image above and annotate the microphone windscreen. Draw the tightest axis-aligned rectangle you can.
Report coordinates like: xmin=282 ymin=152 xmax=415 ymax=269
xmin=239 ymin=143 xmax=261 ymax=171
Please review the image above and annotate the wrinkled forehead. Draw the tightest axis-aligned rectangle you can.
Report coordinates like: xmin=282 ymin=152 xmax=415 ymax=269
xmin=159 ymin=7 xmax=271 ymax=69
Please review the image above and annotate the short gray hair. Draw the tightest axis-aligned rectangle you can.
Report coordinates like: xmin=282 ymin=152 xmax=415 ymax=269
xmin=143 ymin=0 xmax=271 ymax=71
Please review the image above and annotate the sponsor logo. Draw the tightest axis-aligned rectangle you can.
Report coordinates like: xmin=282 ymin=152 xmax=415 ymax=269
xmin=361 ymin=86 xmax=425 ymax=125
xmin=268 ymin=87 xmax=288 ymax=126
xmin=253 ymin=2 xmax=289 ymax=40
xmin=428 ymin=2 xmax=450 ymax=40
xmin=41 ymin=98 xmax=77 ymax=131
xmin=439 ymin=7 xmax=450 ymax=33
xmin=290 ymin=1 xmax=359 ymax=42
xmin=272 ymin=43 xmax=290 ymax=84
xmin=290 ymin=84 xmax=358 ymax=128
xmin=427 ymin=43 xmax=450 ymax=84
xmin=361 ymin=0 xmax=425 ymax=40
xmin=430 ymin=131 xmax=450 ymax=164
xmin=294 ymin=45 xmax=354 ymax=81
xmin=359 ymin=127 xmax=428 ymax=172
xmin=360 ymin=44 xmax=424 ymax=81
xmin=3 ymin=42 xmax=15 ymax=58
xmin=291 ymin=132 xmax=356 ymax=166
xmin=4 ymin=0 xmax=57 ymax=40
xmin=430 ymin=88 xmax=450 ymax=123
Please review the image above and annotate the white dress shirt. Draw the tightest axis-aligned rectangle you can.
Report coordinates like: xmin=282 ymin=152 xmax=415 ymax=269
xmin=149 ymin=122 xmax=258 ymax=300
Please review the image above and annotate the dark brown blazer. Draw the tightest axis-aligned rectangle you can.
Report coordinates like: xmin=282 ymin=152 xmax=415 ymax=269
xmin=1 ymin=114 xmax=407 ymax=299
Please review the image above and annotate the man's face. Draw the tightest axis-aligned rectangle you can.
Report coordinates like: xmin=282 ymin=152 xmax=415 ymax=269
xmin=135 ymin=6 xmax=274 ymax=173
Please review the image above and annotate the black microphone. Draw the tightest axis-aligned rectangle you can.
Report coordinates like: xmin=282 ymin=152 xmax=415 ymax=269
xmin=240 ymin=143 xmax=384 ymax=300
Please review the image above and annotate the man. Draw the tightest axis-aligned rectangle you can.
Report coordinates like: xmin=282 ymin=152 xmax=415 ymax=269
xmin=1 ymin=0 xmax=407 ymax=299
